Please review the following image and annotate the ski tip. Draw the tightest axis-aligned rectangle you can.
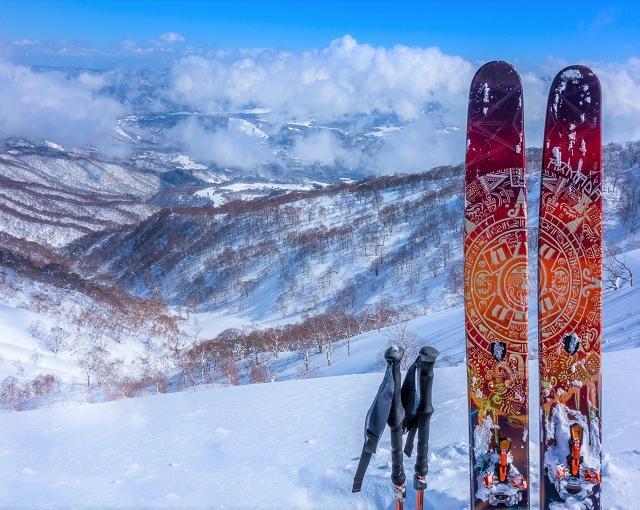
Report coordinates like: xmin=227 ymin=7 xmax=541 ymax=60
xmin=546 ymin=64 xmax=601 ymax=124
xmin=471 ymin=60 xmax=521 ymax=86
xmin=553 ymin=64 xmax=599 ymax=85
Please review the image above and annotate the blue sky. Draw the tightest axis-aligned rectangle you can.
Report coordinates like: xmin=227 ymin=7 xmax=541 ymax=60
xmin=1 ymin=0 xmax=639 ymax=63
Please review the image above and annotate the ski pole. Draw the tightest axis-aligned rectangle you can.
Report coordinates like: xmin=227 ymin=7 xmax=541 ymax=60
xmin=352 ymin=345 xmax=406 ymax=509
xmin=387 ymin=345 xmax=407 ymax=510
xmin=413 ymin=346 xmax=438 ymax=510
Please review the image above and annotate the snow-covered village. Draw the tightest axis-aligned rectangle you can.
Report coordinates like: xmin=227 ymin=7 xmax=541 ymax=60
xmin=0 ymin=2 xmax=639 ymax=509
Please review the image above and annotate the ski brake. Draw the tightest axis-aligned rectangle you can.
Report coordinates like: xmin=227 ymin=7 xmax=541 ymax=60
xmin=483 ymin=438 xmax=527 ymax=506
xmin=554 ymin=423 xmax=601 ymax=495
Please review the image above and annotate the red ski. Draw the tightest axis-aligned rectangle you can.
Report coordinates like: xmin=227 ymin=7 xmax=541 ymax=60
xmin=464 ymin=61 xmax=529 ymax=509
xmin=538 ymin=66 xmax=603 ymax=508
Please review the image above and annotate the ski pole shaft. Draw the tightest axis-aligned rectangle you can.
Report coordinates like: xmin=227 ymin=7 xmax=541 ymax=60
xmin=416 ymin=484 xmax=424 ymax=510
xmin=414 ymin=346 xmax=438 ymax=506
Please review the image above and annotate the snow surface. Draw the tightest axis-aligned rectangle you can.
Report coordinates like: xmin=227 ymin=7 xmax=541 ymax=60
xmin=194 ymin=181 xmax=324 ymax=206
xmin=2 ymin=248 xmax=640 ymax=507
xmin=0 ymin=348 xmax=637 ymax=509
xmin=228 ymin=118 xmax=269 ymax=139
xmin=219 ymin=182 xmax=318 ymax=193
xmin=173 ymin=154 xmax=206 ymax=170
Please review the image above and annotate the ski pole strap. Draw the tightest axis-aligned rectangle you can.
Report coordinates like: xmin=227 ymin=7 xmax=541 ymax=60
xmin=352 ymin=450 xmax=373 ymax=492
xmin=401 ymin=360 xmax=419 ymax=418
xmin=403 ymin=424 xmax=418 ymax=457
xmin=401 ymin=357 xmax=420 ymax=457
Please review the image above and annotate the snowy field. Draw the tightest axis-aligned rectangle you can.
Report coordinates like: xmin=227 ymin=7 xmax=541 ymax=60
xmin=0 ymin=346 xmax=637 ymax=509
xmin=0 ymin=239 xmax=637 ymax=510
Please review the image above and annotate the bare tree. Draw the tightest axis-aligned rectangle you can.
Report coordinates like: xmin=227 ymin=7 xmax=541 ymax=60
xmin=42 ymin=326 xmax=68 ymax=358
xmin=439 ymin=242 xmax=452 ymax=266
xmin=382 ymin=322 xmax=421 ymax=370
xmin=75 ymin=345 xmax=108 ymax=389
xmin=74 ymin=306 xmax=112 ymax=351
xmin=294 ymin=334 xmax=315 ymax=375
xmin=446 ymin=261 xmax=464 ymax=300
xmin=427 ymin=256 xmax=441 ymax=278
xmin=0 ymin=376 xmax=30 ymax=411
xmin=619 ymin=171 xmax=640 ymax=232
xmin=262 ymin=352 xmax=291 ymax=383
xmin=266 ymin=328 xmax=283 ymax=360
xmin=604 ymin=247 xmax=634 ymax=291
xmin=249 ymin=363 xmax=269 ymax=384
xmin=312 ymin=314 xmax=339 ymax=367
xmin=31 ymin=374 xmax=59 ymax=398
xmin=219 ymin=357 xmax=239 ymax=385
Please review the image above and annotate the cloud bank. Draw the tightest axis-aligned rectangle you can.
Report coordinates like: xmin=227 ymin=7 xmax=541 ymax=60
xmin=168 ymin=35 xmax=473 ymax=121
xmin=294 ymin=130 xmax=360 ymax=169
xmin=0 ymin=59 xmax=124 ymax=153
xmin=2 ymin=36 xmax=640 ymax=173
xmin=166 ymin=37 xmax=640 ymax=173
xmin=595 ymin=58 xmax=640 ymax=142
xmin=170 ymin=117 xmax=272 ymax=170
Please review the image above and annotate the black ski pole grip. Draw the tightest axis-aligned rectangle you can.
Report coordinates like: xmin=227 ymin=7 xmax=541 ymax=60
xmin=386 ymin=346 xmax=406 ymax=493
xmin=384 ymin=345 xmax=404 ymax=364
xmin=414 ymin=346 xmax=439 ymax=490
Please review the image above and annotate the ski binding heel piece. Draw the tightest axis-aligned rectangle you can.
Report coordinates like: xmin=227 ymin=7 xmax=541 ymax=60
xmin=482 ymin=438 xmax=526 ymax=506
xmin=552 ymin=422 xmax=601 ymax=499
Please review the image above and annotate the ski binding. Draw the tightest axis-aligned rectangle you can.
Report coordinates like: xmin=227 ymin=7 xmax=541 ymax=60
xmin=480 ymin=438 xmax=527 ymax=507
xmin=552 ymin=423 xmax=601 ymax=500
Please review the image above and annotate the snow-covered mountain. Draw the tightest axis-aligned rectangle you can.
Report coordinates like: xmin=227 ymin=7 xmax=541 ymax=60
xmin=3 ymin=36 xmax=639 ymax=510
xmin=0 ymin=117 xmax=638 ymax=510
xmin=65 ymin=142 xmax=640 ymax=324
xmin=0 ymin=131 xmax=638 ymax=413
xmin=0 ymin=142 xmax=160 ymax=247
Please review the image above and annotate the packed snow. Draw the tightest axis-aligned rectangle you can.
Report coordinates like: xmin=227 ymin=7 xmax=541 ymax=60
xmin=0 ymin=346 xmax=637 ymax=509
xmin=1 ymin=250 xmax=639 ymax=508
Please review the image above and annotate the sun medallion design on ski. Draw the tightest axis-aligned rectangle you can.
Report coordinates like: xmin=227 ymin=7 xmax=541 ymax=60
xmin=464 ymin=61 xmax=529 ymax=509
xmin=538 ymin=66 xmax=602 ymax=509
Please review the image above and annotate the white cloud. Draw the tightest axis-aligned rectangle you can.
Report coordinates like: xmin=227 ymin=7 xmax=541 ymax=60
xmin=168 ymin=35 xmax=473 ymax=121
xmin=11 ymin=39 xmax=38 ymax=47
xmin=165 ymin=38 xmax=640 ymax=173
xmin=294 ymin=130 xmax=359 ymax=168
xmin=2 ymin=35 xmax=640 ymax=173
xmin=77 ymin=71 xmax=107 ymax=91
xmin=0 ymin=59 xmax=124 ymax=153
xmin=594 ymin=58 xmax=640 ymax=143
xmin=373 ymin=117 xmax=463 ymax=173
xmin=159 ymin=32 xmax=185 ymax=44
xmin=170 ymin=117 xmax=272 ymax=170
xmin=520 ymin=70 xmax=551 ymax=148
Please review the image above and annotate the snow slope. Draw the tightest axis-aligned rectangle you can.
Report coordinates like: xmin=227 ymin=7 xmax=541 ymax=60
xmin=2 ymin=248 xmax=636 ymax=507
xmin=0 ymin=348 xmax=637 ymax=509
xmin=0 ymin=149 xmax=159 ymax=247
xmin=273 ymin=249 xmax=640 ymax=380
xmin=1 ymin=247 xmax=638 ymax=397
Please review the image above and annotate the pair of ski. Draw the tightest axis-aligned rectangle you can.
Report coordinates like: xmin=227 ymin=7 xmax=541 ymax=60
xmin=465 ymin=62 xmax=602 ymax=509
xmin=352 ymin=345 xmax=439 ymax=510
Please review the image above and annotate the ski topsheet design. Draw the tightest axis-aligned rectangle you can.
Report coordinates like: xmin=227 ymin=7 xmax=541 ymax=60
xmin=538 ymin=66 xmax=602 ymax=509
xmin=464 ymin=61 xmax=529 ymax=509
